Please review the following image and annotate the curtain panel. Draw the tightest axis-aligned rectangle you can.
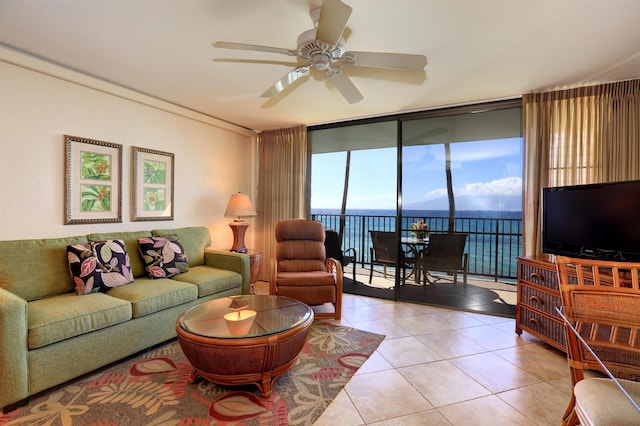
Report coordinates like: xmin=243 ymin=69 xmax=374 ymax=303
xmin=255 ymin=125 xmax=307 ymax=281
xmin=522 ymin=79 xmax=640 ymax=256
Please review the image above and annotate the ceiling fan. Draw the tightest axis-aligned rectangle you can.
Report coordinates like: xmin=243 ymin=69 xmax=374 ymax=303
xmin=212 ymin=0 xmax=427 ymax=104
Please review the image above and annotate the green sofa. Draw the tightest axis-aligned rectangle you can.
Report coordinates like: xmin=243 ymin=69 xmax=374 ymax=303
xmin=0 ymin=226 xmax=250 ymax=412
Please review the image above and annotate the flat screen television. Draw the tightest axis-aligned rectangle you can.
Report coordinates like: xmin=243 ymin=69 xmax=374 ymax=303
xmin=542 ymin=180 xmax=640 ymax=261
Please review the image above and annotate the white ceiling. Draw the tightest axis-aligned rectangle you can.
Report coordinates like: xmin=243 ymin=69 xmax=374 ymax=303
xmin=1 ymin=0 xmax=639 ymax=132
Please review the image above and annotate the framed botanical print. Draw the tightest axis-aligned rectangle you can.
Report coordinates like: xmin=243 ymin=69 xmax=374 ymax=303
xmin=64 ymin=135 xmax=122 ymax=224
xmin=132 ymin=147 xmax=174 ymax=221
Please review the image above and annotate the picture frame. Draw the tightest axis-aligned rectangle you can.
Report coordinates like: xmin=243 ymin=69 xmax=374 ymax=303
xmin=132 ymin=147 xmax=174 ymax=221
xmin=65 ymin=135 xmax=123 ymax=224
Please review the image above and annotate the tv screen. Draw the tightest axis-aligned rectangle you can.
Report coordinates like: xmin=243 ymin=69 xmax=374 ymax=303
xmin=542 ymin=180 xmax=640 ymax=261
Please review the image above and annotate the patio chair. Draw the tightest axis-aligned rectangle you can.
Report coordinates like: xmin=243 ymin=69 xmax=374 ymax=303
xmin=368 ymin=230 xmax=414 ymax=284
xmin=325 ymin=229 xmax=357 ymax=281
xmin=420 ymin=233 xmax=468 ymax=285
xmin=270 ymin=219 xmax=343 ymax=320
xmin=555 ymin=256 xmax=640 ymax=426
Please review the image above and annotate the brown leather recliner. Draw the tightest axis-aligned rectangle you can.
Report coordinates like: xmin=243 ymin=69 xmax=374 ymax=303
xmin=269 ymin=219 xmax=342 ymax=320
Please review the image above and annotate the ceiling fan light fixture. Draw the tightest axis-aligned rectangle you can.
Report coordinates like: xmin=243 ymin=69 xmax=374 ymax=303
xmin=297 ymin=29 xmax=345 ymax=61
xmin=312 ymin=54 xmax=331 ymax=70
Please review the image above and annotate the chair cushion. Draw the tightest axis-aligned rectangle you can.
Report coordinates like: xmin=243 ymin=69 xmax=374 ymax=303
xmin=67 ymin=240 xmax=134 ymax=295
xmin=275 ymin=220 xmax=327 ymax=272
xmin=275 ymin=219 xmax=325 ymax=242
xmin=575 ymin=377 xmax=640 ymax=425
xmin=276 ymin=283 xmax=337 ymax=306
xmin=276 ymin=271 xmax=337 ymax=286
xmin=106 ymin=277 xmax=197 ymax=318
xmin=138 ymin=236 xmax=189 ymax=279
xmin=278 ymin=257 xmax=326 ymax=272
xmin=171 ymin=265 xmax=242 ymax=297
xmin=28 ymin=293 xmax=132 ymax=349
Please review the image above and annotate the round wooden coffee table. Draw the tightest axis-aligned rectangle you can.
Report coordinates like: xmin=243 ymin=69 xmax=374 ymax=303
xmin=175 ymin=295 xmax=313 ymax=397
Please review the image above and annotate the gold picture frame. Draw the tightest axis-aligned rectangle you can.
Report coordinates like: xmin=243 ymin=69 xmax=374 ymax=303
xmin=64 ymin=135 xmax=123 ymax=224
xmin=132 ymin=147 xmax=174 ymax=221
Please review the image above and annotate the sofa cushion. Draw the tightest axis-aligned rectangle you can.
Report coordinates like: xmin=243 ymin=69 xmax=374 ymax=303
xmin=138 ymin=236 xmax=189 ymax=279
xmin=27 ymin=292 xmax=132 ymax=349
xmin=171 ymin=265 xmax=242 ymax=297
xmin=67 ymin=240 xmax=134 ymax=295
xmin=88 ymin=230 xmax=153 ymax=279
xmin=0 ymin=235 xmax=88 ymax=301
xmin=151 ymin=226 xmax=211 ymax=267
xmin=106 ymin=277 xmax=197 ymax=318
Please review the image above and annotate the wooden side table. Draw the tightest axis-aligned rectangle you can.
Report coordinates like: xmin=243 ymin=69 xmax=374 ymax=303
xmin=248 ymin=249 xmax=263 ymax=294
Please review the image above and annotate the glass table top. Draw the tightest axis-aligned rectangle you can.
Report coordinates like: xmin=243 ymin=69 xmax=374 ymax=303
xmin=178 ymin=295 xmax=313 ymax=339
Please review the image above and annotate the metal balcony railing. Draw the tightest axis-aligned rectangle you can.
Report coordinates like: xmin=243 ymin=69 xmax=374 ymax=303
xmin=311 ymin=213 xmax=522 ymax=282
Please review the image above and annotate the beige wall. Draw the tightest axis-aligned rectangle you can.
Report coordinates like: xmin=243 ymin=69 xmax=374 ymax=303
xmin=0 ymin=47 xmax=257 ymax=250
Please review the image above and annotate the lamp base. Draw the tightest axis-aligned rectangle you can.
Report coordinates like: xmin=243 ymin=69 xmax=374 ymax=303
xmin=229 ymin=220 xmax=249 ymax=253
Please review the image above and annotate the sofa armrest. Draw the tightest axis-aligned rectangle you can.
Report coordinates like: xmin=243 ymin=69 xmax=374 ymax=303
xmin=204 ymin=249 xmax=251 ymax=295
xmin=0 ymin=288 xmax=28 ymax=411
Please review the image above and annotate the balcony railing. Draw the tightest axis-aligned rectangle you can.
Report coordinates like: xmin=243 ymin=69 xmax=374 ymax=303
xmin=311 ymin=213 xmax=522 ymax=282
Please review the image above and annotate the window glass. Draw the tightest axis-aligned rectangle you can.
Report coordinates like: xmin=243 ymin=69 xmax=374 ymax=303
xmin=309 ymin=102 xmax=523 ymax=286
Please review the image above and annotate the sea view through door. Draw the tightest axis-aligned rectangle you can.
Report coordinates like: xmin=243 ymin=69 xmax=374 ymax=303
xmin=309 ymin=100 xmax=523 ymax=315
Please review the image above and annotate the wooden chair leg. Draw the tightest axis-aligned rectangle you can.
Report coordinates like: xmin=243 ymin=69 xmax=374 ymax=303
xmin=561 ymin=395 xmax=578 ymax=426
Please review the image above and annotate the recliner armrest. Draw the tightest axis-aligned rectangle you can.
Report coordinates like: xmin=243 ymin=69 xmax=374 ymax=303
xmin=269 ymin=258 xmax=278 ymax=295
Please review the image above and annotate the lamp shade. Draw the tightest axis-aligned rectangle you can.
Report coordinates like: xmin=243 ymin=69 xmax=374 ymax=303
xmin=224 ymin=192 xmax=257 ymax=218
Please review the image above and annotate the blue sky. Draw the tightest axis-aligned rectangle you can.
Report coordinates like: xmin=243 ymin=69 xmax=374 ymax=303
xmin=311 ymin=137 xmax=523 ymax=211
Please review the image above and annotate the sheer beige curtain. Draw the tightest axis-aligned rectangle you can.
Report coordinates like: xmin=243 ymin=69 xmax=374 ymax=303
xmin=523 ymin=79 xmax=640 ymax=256
xmin=255 ymin=125 xmax=307 ymax=281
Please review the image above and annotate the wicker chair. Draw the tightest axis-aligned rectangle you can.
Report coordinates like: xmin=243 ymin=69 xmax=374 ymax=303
xmin=555 ymin=256 xmax=640 ymax=426
xmin=270 ymin=219 xmax=342 ymax=320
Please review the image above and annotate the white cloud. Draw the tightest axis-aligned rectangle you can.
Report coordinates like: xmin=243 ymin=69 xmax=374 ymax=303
xmin=424 ymin=177 xmax=522 ymax=199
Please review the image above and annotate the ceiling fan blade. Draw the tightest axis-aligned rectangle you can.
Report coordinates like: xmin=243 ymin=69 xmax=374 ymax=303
xmin=213 ymin=58 xmax=300 ymax=68
xmin=316 ymin=0 xmax=352 ymax=46
xmin=326 ymin=70 xmax=363 ymax=104
xmin=212 ymin=41 xmax=296 ymax=56
xmin=260 ymin=67 xmax=310 ymax=98
xmin=342 ymin=51 xmax=427 ymax=70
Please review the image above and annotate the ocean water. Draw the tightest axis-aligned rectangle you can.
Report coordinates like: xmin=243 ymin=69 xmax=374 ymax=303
xmin=312 ymin=208 xmax=521 ymax=219
xmin=311 ymin=208 xmax=523 ymax=279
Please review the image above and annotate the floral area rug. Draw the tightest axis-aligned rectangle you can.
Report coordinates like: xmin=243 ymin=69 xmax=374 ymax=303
xmin=1 ymin=322 xmax=384 ymax=426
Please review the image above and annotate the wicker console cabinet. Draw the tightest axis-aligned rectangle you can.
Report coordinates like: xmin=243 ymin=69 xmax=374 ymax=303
xmin=515 ymin=255 xmax=566 ymax=352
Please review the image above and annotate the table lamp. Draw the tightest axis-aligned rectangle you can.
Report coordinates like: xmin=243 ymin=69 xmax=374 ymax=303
xmin=224 ymin=192 xmax=257 ymax=253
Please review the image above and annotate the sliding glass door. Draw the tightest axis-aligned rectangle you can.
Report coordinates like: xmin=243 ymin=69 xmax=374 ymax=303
xmin=310 ymin=121 xmax=399 ymax=299
xmin=398 ymin=106 xmax=523 ymax=313
xmin=309 ymin=100 xmax=524 ymax=312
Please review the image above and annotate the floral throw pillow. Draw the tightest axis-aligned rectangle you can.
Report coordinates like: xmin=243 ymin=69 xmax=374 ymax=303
xmin=67 ymin=240 xmax=134 ymax=295
xmin=137 ymin=236 xmax=189 ymax=279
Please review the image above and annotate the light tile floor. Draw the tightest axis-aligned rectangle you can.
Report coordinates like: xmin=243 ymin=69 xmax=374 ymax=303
xmin=310 ymin=293 xmax=572 ymax=425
